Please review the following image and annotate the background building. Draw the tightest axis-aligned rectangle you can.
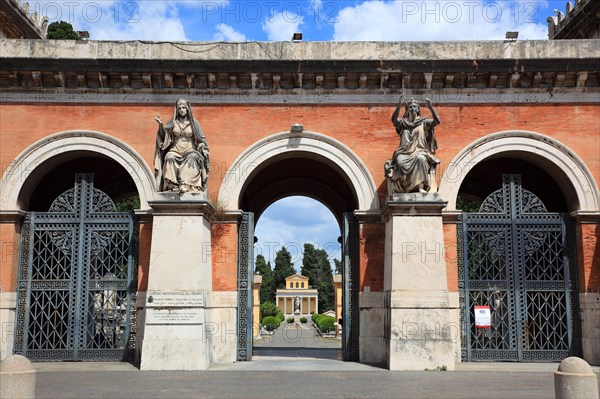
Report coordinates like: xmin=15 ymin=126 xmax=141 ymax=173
xmin=276 ymin=274 xmax=318 ymax=316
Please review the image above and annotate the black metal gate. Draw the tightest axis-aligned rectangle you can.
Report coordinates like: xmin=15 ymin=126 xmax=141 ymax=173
xmin=237 ymin=212 xmax=254 ymax=361
xmin=342 ymin=212 xmax=359 ymax=361
xmin=15 ymin=174 xmax=136 ymax=361
xmin=458 ymin=174 xmax=581 ymax=362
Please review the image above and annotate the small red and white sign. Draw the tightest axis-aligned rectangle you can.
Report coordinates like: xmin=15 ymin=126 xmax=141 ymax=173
xmin=474 ymin=305 xmax=491 ymax=328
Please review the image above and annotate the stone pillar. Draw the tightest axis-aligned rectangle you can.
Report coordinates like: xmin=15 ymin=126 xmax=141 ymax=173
xmin=554 ymin=357 xmax=599 ymax=399
xmin=0 ymin=355 xmax=36 ymax=399
xmin=253 ymin=274 xmax=262 ymax=338
xmin=580 ymin=292 xmax=600 ymax=365
xmin=139 ymin=193 xmax=215 ymax=370
xmin=333 ymin=274 xmax=342 ymax=335
xmin=382 ymin=193 xmax=456 ymax=370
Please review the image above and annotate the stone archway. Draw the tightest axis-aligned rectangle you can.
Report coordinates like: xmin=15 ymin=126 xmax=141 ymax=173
xmin=218 ymin=130 xmax=380 ymax=213
xmin=0 ymin=130 xmax=155 ymax=212
xmin=440 ymin=131 xmax=600 ymax=364
xmin=218 ymin=129 xmax=378 ymax=363
xmin=438 ymin=130 xmax=600 ymax=213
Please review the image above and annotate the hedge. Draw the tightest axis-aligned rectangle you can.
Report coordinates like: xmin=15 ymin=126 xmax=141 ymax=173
xmin=287 ymin=317 xmax=294 ymax=323
xmin=312 ymin=314 xmax=336 ymax=333
xmin=300 ymin=317 xmax=307 ymax=323
xmin=262 ymin=316 xmax=280 ymax=331
xmin=317 ymin=316 xmax=335 ymax=333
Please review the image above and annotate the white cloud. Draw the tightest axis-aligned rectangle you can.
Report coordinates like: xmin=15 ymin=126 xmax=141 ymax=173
xmin=31 ymin=1 xmax=231 ymax=41
xmin=262 ymin=11 xmax=304 ymax=41
xmin=254 ymin=197 xmax=341 ymax=272
xmin=31 ymin=1 xmax=188 ymax=40
xmin=332 ymin=1 xmax=548 ymax=41
xmin=213 ymin=23 xmax=247 ymax=41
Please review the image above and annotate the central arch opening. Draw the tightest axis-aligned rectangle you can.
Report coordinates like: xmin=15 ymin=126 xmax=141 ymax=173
xmin=253 ymin=196 xmax=342 ymax=360
xmin=237 ymin=151 xmax=360 ymax=364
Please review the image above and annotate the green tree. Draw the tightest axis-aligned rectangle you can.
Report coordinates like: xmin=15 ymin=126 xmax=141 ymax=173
xmin=254 ymin=255 xmax=275 ymax=303
xmin=456 ymin=195 xmax=481 ymax=212
xmin=272 ymin=246 xmax=295 ymax=289
xmin=259 ymin=301 xmax=279 ymax=321
xmin=301 ymin=243 xmax=335 ymax=312
xmin=46 ymin=21 xmax=80 ymax=40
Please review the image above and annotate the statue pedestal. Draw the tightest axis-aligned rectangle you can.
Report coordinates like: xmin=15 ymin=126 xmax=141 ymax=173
xmin=139 ymin=193 xmax=215 ymax=370
xmin=382 ymin=193 xmax=455 ymax=370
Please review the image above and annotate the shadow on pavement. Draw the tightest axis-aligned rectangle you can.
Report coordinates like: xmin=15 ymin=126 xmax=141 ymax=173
xmin=253 ymin=346 xmax=342 ymax=360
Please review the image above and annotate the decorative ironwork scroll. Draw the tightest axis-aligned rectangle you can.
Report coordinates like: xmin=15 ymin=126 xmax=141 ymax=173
xmin=15 ymin=174 xmax=136 ymax=361
xmin=237 ymin=212 xmax=254 ymax=361
xmin=458 ymin=174 xmax=581 ymax=362
xmin=342 ymin=212 xmax=360 ymax=362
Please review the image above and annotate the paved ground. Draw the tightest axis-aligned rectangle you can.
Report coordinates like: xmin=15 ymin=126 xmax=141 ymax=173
xmin=28 ymin=326 xmax=600 ymax=399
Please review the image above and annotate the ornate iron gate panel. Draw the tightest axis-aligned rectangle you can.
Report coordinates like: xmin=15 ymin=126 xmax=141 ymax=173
xmin=342 ymin=212 xmax=359 ymax=361
xmin=15 ymin=174 xmax=136 ymax=361
xmin=237 ymin=212 xmax=254 ymax=361
xmin=458 ymin=174 xmax=581 ymax=362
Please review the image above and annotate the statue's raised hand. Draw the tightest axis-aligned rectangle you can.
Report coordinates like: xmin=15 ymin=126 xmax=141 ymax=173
xmin=425 ymin=98 xmax=433 ymax=108
xmin=155 ymin=115 xmax=163 ymax=125
xmin=398 ymin=93 xmax=405 ymax=105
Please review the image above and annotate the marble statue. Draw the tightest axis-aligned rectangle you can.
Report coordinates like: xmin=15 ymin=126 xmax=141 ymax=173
xmin=385 ymin=94 xmax=440 ymax=194
xmin=294 ymin=296 xmax=300 ymax=312
xmin=154 ymin=99 xmax=209 ymax=193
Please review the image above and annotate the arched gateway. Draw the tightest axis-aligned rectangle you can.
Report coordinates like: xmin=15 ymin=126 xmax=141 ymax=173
xmin=2 ymin=131 xmax=154 ymax=362
xmin=218 ymin=129 xmax=379 ymax=361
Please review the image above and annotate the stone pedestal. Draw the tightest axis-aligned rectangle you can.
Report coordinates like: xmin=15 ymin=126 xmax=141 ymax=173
xmin=0 ymin=355 xmax=36 ymax=399
xmin=140 ymin=193 xmax=215 ymax=370
xmin=554 ymin=357 xmax=599 ymax=399
xmin=383 ymin=193 xmax=456 ymax=370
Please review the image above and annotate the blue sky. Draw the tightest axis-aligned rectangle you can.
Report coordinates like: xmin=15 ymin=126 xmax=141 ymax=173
xmin=254 ymin=196 xmax=341 ymax=272
xmin=32 ymin=1 xmax=563 ymax=42
xmin=29 ymin=0 xmax=565 ymax=270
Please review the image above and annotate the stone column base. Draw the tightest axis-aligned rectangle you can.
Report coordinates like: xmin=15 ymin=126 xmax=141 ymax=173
xmin=383 ymin=194 xmax=456 ymax=370
xmin=139 ymin=193 xmax=215 ymax=370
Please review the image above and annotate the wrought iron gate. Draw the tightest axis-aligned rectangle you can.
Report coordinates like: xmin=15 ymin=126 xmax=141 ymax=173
xmin=458 ymin=174 xmax=581 ymax=362
xmin=15 ymin=174 xmax=136 ymax=361
xmin=237 ymin=212 xmax=254 ymax=361
xmin=342 ymin=212 xmax=359 ymax=361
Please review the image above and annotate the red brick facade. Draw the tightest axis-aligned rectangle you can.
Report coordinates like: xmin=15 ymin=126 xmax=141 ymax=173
xmin=1 ymin=103 xmax=599 ymax=294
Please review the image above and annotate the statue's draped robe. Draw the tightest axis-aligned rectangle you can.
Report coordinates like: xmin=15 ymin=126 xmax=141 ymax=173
xmin=389 ymin=116 xmax=439 ymax=193
xmin=154 ymin=118 xmax=209 ymax=191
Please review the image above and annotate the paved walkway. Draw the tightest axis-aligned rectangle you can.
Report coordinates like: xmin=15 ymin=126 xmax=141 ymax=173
xmin=32 ymin=360 xmax=599 ymax=399
xmin=29 ymin=327 xmax=600 ymax=399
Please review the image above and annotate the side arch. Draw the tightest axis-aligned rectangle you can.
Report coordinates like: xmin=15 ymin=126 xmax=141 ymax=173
xmin=0 ymin=130 xmax=155 ymax=211
xmin=217 ymin=130 xmax=380 ymax=212
xmin=439 ymin=130 xmax=600 ymax=212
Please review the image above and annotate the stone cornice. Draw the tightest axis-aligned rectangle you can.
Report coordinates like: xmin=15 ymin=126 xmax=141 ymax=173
xmin=1 ymin=39 xmax=598 ymax=104
xmin=0 ymin=1 xmax=48 ymax=39
xmin=2 ymin=39 xmax=599 ymax=61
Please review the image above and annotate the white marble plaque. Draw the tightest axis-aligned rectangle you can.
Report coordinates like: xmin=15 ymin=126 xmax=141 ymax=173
xmin=146 ymin=308 xmax=204 ymax=324
xmin=146 ymin=291 xmax=205 ymax=307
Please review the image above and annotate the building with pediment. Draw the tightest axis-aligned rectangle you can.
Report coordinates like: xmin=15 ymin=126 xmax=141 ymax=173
xmin=275 ymin=274 xmax=318 ymax=316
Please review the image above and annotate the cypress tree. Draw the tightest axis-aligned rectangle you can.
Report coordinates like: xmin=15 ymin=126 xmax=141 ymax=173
xmin=301 ymin=244 xmax=335 ymax=311
xmin=272 ymin=246 xmax=295 ymax=289
xmin=254 ymin=255 xmax=275 ymax=303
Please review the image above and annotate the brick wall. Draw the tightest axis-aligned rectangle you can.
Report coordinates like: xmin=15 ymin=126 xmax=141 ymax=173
xmin=1 ymin=102 xmax=598 ymax=293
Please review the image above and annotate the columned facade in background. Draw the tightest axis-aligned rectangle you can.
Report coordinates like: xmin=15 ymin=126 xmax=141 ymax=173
xmin=276 ymin=275 xmax=318 ymax=316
